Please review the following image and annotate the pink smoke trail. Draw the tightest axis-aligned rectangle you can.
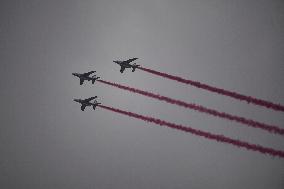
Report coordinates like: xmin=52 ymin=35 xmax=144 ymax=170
xmin=98 ymin=105 xmax=284 ymax=158
xmin=138 ymin=67 xmax=284 ymax=112
xmin=97 ymin=79 xmax=284 ymax=135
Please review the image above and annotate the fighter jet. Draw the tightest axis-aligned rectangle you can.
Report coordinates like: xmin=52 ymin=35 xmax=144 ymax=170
xmin=74 ymin=96 xmax=101 ymax=111
xmin=72 ymin=71 xmax=100 ymax=85
xmin=113 ymin=58 xmax=140 ymax=73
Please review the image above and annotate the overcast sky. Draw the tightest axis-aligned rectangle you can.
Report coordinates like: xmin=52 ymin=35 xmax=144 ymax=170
xmin=1 ymin=0 xmax=283 ymax=188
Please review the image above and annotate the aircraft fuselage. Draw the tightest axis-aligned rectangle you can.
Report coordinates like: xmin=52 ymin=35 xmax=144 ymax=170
xmin=113 ymin=61 xmax=132 ymax=68
xmin=72 ymin=73 xmax=92 ymax=81
xmin=74 ymin=98 xmax=100 ymax=110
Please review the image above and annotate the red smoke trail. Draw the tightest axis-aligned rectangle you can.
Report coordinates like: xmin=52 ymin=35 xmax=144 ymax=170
xmin=138 ymin=67 xmax=284 ymax=112
xmin=98 ymin=105 xmax=284 ymax=158
xmin=97 ymin=80 xmax=284 ymax=135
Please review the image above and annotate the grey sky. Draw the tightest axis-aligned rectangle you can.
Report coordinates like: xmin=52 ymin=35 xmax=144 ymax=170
xmin=1 ymin=0 xmax=283 ymax=188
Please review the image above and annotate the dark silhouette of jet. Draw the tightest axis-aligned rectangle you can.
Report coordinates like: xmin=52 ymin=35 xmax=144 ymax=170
xmin=74 ymin=96 xmax=101 ymax=111
xmin=113 ymin=58 xmax=140 ymax=73
xmin=72 ymin=71 xmax=100 ymax=85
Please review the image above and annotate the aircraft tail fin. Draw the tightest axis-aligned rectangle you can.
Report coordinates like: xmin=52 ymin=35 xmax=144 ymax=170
xmin=92 ymin=77 xmax=100 ymax=84
xmin=132 ymin=64 xmax=140 ymax=72
xmin=93 ymin=103 xmax=100 ymax=110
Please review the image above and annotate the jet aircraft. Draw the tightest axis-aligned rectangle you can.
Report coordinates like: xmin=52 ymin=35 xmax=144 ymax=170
xmin=72 ymin=71 xmax=100 ymax=85
xmin=74 ymin=96 xmax=101 ymax=111
xmin=113 ymin=58 xmax=140 ymax=73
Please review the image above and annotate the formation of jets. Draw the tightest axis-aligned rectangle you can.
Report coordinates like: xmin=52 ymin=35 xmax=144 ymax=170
xmin=73 ymin=58 xmax=139 ymax=111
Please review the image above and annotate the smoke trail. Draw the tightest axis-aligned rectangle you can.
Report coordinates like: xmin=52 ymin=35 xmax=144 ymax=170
xmin=97 ymin=80 xmax=284 ymax=135
xmin=98 ymin=105 xmax=284 ymax=158
xmin=138 ymin=67 xmax=284 ymax=112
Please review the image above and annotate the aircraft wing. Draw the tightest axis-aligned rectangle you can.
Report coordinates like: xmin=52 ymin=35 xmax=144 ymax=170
xmin=120 ymin=66 xmax=126 ymax=73
xmin=80 ymin=78 xmax=84 ymax=85
xmin=125 ymin=58 xmax=138 ymax=63
xmin=83 ymin=71 xmax=96 ymax=76
xmin=81 ymin=105 xmax=86 ymax=111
